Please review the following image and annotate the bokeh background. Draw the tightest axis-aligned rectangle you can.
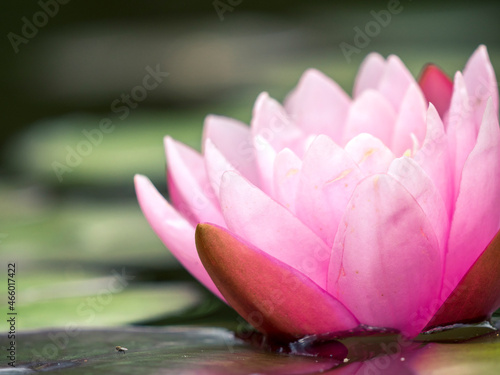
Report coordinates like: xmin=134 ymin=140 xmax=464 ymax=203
xmin=1 ymin=0 xmax=499 ymax=332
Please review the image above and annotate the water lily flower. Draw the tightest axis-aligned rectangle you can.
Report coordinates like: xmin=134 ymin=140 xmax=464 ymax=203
xmin=135 ymin=45 xmax=500 ymax=341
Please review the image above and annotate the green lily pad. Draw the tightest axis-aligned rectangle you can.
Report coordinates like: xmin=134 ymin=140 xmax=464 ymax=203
xmin=0 ymin=183 xmax=178 ymax=270
xmin=4 ymin=327 xmax=341 ymax=374
xmin=409 ymin=332 xmax=500 ymax=375
xmin=2 ymin=327 xmax=500 ymax=374
xmin=9 ymin=277 xmax=202 ymax=330
xmin=8 ymin=105 xmax=253 ymax=188
xmin=9 ymin=112 xmax=200 ymax=186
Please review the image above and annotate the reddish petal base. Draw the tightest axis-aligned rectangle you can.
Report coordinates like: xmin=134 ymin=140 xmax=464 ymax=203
xmin=195 ymin=223 xmax=359 ymax=341
xmin=426 ymin=229 xmax=500 ymax=329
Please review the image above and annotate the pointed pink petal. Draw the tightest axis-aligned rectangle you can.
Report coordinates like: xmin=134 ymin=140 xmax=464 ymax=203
xmin=203 ymin=138 xmax=235 ymax=198
xmin=426 ymin=229 xmax=500 ymax=329
xmin=165 ymin=137 xmax=225 ymax=226
xmin=253 ymin=135 xmax=277 ymax=196
xmin=353 ymin=52 xmax=386 ymax=98
xmin=202 ymin=115 xmax=260 ymax=186
xmin=344 ymin=133 xmax=396 ymax=176
xmin=377 ymin=55 xmax=417 ymax=112
xmin=444 ymin=100 xmax=500 ymax=296
xmin=284 ymin=68 xmax=351 ymax=143
xmin=251 ymin=92 xmax=304 ymax=154
xmin=446 ymin=72 xmax=477 ymax=199
xmin=418 ymin=64 xmax=453 ymax=118
xmin=219 ymin=170 xmax=331 ymax=288
xmin=273 ymin=148 xmax=302 ymax=214
xmin=328 ymin=174 xmax=442 ymax=337
xmin=342 ymin=90 xmax=397 ymax=147
xmin=195 ymin=223 xmax=359 ymax=340
xmin=413 ymin=104 xmax=453 ymax=217
xmin=134 ymin=175 xmax=224 ymax=300
xmin=388 ymin=157 xmax=449 ymax=254
xmin=295 ymin=135 xmax=364 ymax=247
xmin=463 ymin=45 xmax=499 ymax=130
xmin=391 ymin=83 xmax=428 ymax=156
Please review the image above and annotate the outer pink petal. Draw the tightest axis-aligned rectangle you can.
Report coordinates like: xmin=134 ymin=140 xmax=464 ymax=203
xmin=134 ymin=175 xmax=224 ymax=300
xmin=446 ymin=72 xmax=477 ymax=199
xmin=328 ymin=174 xmax=442 ymax=337
xmin=413 ymin=104 xmax=453 ymax=217
xmin=353 ymin=52 xmax=385 ymax=98
xmin=284 ymin=68 xmax=351 ymax=143
xmin=377 ymin=55 xmax=417 ymax=112
xmin=296 ymin=135 xmax=364 ymax=247
xmin=219 ymin=170 xmax=331 ymax=289
xmin=202 ymin=115 xmax=260 ymax=186
xmin=195 ymin=223 xmax=359 ymax=340
xmin=344 ymin=133 xmax=396 ymax=176
xmin=165 ymin=137 xmax=225 ymax=226
xmin=390 ymin=83 xmax=427 ymax=156
xmin=444 ymin=100 xmax=500 ymax=299
xmin=463 ymin=45 xmax=499 ymax=130
xmin=418 ymin=64 xmax=453 ymax=118
xmin=388 ymin=157 xmax=449 ymax=254
xmin=251 ymin=92 xmax=304 ymax=154
xmin=273 ymin=148 xmax=302 ymax=214
xmin=342 ymin=90 xmax=397 ymax=147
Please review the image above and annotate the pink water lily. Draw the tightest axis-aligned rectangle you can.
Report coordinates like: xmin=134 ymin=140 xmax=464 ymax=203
xmin=135 ymin=45 xmax=500 ymax=341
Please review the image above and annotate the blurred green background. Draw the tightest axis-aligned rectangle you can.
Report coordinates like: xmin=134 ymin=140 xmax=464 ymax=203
xmin=1 ymin=0 xmax=499 ymax=332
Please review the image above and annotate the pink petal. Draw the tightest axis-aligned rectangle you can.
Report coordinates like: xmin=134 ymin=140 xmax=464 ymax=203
xmin=295 ymin=135 xmax=364 ymax=247
xmin=203 ymin=138 xmax=235 ymax=198
xmin=377 ymin=55 xmax=417 ymax=112
xmin=463 ymin=45 xmax=499 ymax=130
xmin=342 ymin=90 xmax=397 ymax=147
xmin=273 ymin=148 xmax=302 ymax=214
xmin=328 ymin=174 xmax=442 ymax=337
xmin=446 ymin=72 xmax=477 ymax=199
xmin=388 ymin=157 xmax=449 ymax=254
xmin=253 ymin=135 xmax=277 ymax=196
xmin=195 ymin=223 xmax=359 ymax=340
xmin=444 ymin=100 xmax=500 ymax=298
xmin=418 ymin=64 xmax=453 ymax=118
xmin=353 ymin=52 xmax=385 ymax=98
xmin=134 ymin=175 xmax=224 ymax=300
xmin=413 ymin=104 xmax=453 ymax=217
xmin=426 ymin=229 xmax=500 ymax=329
xmin=344 ymin=133 xmax=396 ymax=176
xmin=202 ymin=115 xmax=260 ymax=186
xmin=390 ymin=83 xmax=428 ymax=156
xmin=219 ymin=170 xmax=331 ymax=289
xmin=251 ymin=92 xmax=304 ymax=154
xmin=284 ymin=68 xmax=351 ymax=143
xmin=165 ymin=137 xmax=225 ymax=226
